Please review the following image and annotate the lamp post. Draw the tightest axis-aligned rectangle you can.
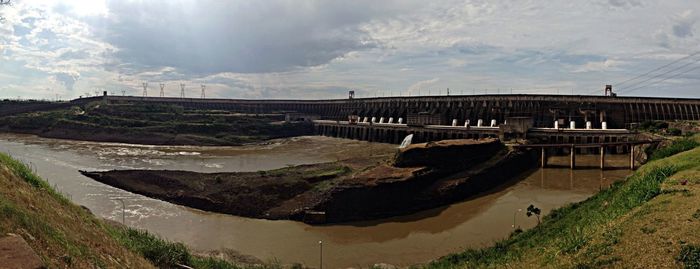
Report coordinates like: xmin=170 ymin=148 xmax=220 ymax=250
xmin=112 ymin=198 xmax=125 ymax=225
xmin=319 ymin=240 xmax=323 ymax=269
xmin=512 ymin=208 xmax=522 ymax=230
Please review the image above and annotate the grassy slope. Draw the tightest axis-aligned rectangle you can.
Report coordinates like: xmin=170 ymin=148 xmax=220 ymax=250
xmin=425 ymin=136 xmax=700 ymax=268
xmin=0 ymin=153 xmax=263 ymax=268
xmin=0 ymin=153 xmax=154 ymax=268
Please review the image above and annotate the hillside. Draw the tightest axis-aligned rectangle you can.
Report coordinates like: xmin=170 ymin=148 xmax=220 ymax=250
xmin=0 ymin=152 xmax=255 ymax=268
xmin=0 ymin=153 xmax=155 ymax=268
xmin=0 ymin=101 xmax=313 ymax=146
xmin=426 ymin=136 xmax=700 ymax=268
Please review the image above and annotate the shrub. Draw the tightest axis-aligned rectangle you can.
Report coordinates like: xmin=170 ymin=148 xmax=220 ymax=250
xmin=650 ymin=138 xmax=700 ymax=161
xmin=669 ymin=128 xmax=683 ymax=136
xmin=677 ymin=244 xmax=700 ymax=269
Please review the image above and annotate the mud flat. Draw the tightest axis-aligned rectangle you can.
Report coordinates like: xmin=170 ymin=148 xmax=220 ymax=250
xmin=81 ymin=138 xmax=539 ymax=223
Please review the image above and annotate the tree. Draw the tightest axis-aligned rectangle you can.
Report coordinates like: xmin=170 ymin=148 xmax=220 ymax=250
xmin=526 ymin=204 xmax=541 ymax=224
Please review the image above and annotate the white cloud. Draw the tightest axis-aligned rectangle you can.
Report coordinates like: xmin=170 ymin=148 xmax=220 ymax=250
xmin=407 ymin=78 xmax=440 ymax=96
xmin=2 ymin=1 xmax=700 ymax=100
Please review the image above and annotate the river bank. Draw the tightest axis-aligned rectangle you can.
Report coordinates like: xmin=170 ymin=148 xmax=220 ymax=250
xmin=0 ymin=133 xmax=635 ymax=267
xmin=425 ymin=135 xmax=700 ymax=268
xmin=0 ymin=101 xmax=313 ymax=146
xmin=80 ymin=139 xmax=539 ymax=223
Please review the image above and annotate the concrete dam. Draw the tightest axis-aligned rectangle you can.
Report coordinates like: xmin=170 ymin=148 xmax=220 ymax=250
xmin=64 ymin=94 xmax=700 ymax=130
xmin=3 ymin=94 xmax=698 ymax=146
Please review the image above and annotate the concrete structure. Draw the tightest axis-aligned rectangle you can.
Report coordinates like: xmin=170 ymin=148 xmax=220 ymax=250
xmin=312 ymin=119 xmax=637 ymax=146
xmin=58 ymin=94 xmax=700 ymax=130
xmin=514 ymin=140 xmax=658 ymax=170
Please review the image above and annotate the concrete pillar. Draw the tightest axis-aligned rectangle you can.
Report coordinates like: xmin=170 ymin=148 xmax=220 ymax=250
xmin=601 ymin=122 xmax=607 ymax=130
xmin=490 ymin=119 xmax=497 ymax=127
xmin=388 ymin=117 xmax=394 ymax=124
xmin=477 ymin=119 xmax=483 ymax=127
xmin=464 ymin=119 xmax=470 ymax=127
xmin=554 ymin=121 xmax=559 ymax=129
xmin=452 ymin=119 xmax=458 ymax=126
xmin=371 ymin=117 xmax=376 ymax=123
xmin=630 ymin=145 xmax=635 ymax=170
xmin=586 ymin=121 xmax=592 ymax=129
xmin=570 ymin=145 xmax=576 ymax=169
xmin=600 ymin=146 xmax=605 ymax=170
xmin=379 ymin=117 xmax=385 ymax=123
xmin=541 ymin=148 xmax=547 ymax=168
xmin=570 ymin=121 xmax=576 ymax=129
xmin=398 ymin=118 xmax=403 ymax=124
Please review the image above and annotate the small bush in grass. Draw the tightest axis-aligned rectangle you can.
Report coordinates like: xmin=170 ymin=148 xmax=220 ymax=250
xmin=669 ymin=128 xmax=683 ymax=136
xmin=677 ymin=244 xmax=700 ymax=269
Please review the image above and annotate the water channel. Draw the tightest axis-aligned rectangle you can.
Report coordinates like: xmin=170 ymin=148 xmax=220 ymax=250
xmin=0 ymin=133 xmax=633 ymax=268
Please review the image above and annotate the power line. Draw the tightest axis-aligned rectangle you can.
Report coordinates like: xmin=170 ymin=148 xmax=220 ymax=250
xmin=619 ymin=63 xmax=700 ymax=94
xmin=615 ymin=51 xmax=700 ymax=88
xmin=618 ymin=57 xmax=700 ymax=92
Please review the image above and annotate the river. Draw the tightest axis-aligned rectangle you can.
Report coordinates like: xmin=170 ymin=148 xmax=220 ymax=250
xmin=0 ymin=133 xmax=633 ymax=268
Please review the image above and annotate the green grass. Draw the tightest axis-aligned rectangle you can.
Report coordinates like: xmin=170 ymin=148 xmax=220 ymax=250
xmin=422 ymin=137 xmax=700 ymax=268
xmin=0 ymin=152 xmax=262 ymax=268
xmin=0 ymin=153 xmax=70 ymax=204
xmin=650 ymin=137 xmax=700 ymax=161
xmin=105 ymin=225 xmax=293 ymax=269
xmin=0 ymin=197 xmax=90 ymax=265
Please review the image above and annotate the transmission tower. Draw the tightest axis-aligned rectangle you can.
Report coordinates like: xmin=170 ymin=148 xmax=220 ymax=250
xmin=142 ymin=82 xmax=148 ymax=97
xmin=201 ymin=84 xmax=206 ymax=99
xmin=122 ymin=90 xmax=126 ymax=96
xmin=159 ymin=83 xmax=165 ymax=97
xmin=180 ymin=83 xmax=186 ymax=98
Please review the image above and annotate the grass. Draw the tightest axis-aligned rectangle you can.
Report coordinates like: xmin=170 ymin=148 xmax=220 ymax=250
xmin=649 ymin=137 xmax=700 ymax=161
xmin=0 ymin=152 xmax=268 ymax=268
xmin=422 ymin=136 xmax=700 ymax=268
xmin=105 ymin=226 xmax=265 ymax=269
xmin=0 ymin=153 xmax=70 ymax=205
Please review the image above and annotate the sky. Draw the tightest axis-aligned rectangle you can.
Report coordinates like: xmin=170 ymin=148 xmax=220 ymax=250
xmin=0 ymin=0 xmax=699 ymax=100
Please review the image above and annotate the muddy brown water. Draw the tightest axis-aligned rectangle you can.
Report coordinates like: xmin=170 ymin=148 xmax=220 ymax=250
xmin=0 ymin=133 xmax=632 ymax=268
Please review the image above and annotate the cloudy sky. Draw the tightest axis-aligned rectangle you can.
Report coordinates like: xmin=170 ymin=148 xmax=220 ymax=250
xmin=1 ymin=0 xmax=699 ymax=100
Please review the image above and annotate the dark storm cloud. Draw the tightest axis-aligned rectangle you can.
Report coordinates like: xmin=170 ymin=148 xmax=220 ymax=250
xmin=98 ymin=0 xmax=418 ymax=75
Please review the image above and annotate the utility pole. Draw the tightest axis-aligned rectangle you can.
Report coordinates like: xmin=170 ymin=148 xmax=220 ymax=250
xmin=159 ymin=83 xmax=165 ymax=97
xmin=142 ymin=82 xmax=148 ymax=97
xmin=180 ymin=83 xmax=186 ymax=98
xmin=201 ymin=84 xmax=206 ymax=99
